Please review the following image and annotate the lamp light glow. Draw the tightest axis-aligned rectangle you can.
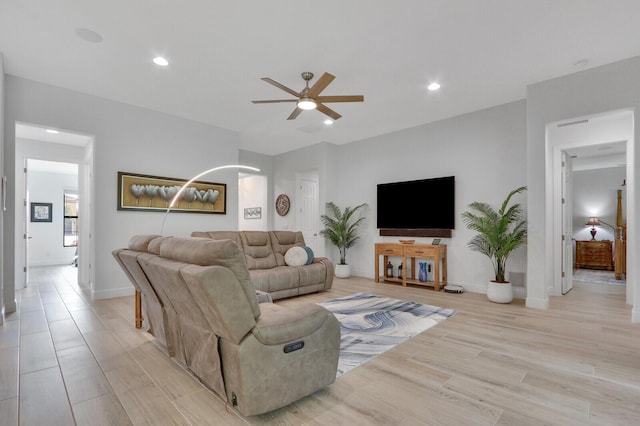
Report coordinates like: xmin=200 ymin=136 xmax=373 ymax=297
xmin=427 ymin=82 xmax=441 ymax=91
xmin=297 ymin=97 xmax=317 ymax=110
xmin=160 ymin=164 xmax=260 ymax=235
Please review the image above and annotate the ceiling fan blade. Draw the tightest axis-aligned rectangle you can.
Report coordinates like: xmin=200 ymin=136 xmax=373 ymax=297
xmin=316 ymin=95 xmax=364 ymax=103
xmin=261 ymin=78 xmax=301 ymax=98
xmin=287 ymin=107 xmax=304 ymax=120
xmin=307 ymin=72 xmax=335 ymax=98
xmin=252 ymin=99 xmax=298 ymax=104
xmin=316 ymin=103 xmax=342 ymax=120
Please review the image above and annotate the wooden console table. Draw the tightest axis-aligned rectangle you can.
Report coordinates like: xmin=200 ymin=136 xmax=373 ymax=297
xmin=374 ymin=243 xmax=447 ymax=290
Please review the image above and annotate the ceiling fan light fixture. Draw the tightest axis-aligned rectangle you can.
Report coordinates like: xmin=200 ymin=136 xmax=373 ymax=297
xmin=297 ymin=97 xmax=317 ymax=110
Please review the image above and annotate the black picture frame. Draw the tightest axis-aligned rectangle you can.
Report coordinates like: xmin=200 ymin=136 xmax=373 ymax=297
xmin=31 ymin=202 xmax=53 ymax=222
xmin=117 ymin=171 xmax=227 ymax=214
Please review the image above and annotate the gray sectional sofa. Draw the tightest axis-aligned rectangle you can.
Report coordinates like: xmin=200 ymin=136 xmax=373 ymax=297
xmin=113 ymin=234 xmax=340 ymax=416
xmin=191 ymin=230 xmax=334 ymax=300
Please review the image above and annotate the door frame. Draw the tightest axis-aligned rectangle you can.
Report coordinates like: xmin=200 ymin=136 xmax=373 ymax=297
xmin=548 ymin=109 xmax=632 ymax=297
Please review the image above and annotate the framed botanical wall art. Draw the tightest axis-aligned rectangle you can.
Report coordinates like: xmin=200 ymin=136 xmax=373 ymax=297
xmin=117 ymin=171 xmax=227 ymax=214
xmin=31 ymin=202 xmax=53 ymax=222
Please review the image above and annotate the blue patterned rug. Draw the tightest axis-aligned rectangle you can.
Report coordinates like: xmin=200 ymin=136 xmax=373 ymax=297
xmin=319 ymin=292 xmax=455 ymax=376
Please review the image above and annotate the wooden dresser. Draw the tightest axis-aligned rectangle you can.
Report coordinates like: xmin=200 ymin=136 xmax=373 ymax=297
xmin=575 ymin=240 xmax=613 ymax=270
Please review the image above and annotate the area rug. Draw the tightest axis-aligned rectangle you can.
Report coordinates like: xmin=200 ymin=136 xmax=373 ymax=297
xmin=319 ymin=292 xmax=455 ymax=376
xmin=573 ymin=269 xmax=626 ymax=286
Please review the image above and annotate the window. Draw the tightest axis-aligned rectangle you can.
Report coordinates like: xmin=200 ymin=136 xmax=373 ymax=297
xmin=63 ymin=191 xmax=79 ymax=247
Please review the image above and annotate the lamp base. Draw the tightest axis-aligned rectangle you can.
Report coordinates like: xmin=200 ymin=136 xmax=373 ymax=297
xmin=590 ymin=227 xmax=597 ymax=241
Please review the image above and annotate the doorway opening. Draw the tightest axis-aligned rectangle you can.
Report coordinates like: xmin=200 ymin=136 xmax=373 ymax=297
xmin=548 ymin=109 xmax=632 ymax=300
xmin=15 ymin=123 xmax=94 ymax=294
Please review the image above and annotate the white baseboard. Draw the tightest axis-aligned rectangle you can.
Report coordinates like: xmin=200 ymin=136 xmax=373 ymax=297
xmin=525 ymin=296 xmax=549 ymax=309
xmin=91 ymin=285 xmax=135 ymax=300
xmin=632 ymin=308 xmax=640 ymax=324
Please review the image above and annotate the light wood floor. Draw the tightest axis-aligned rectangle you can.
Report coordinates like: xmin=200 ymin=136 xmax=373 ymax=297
xmin=1 ymin=266 xmax=639 ymax=425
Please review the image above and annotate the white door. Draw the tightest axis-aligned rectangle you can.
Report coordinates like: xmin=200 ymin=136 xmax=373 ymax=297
xmin=23 ymin=159 xmax=30 ymax=287
xmin=561 ymin=151 xmax=573 ymax=294
xmin=297 ymin=177 xmax=320 ymax=255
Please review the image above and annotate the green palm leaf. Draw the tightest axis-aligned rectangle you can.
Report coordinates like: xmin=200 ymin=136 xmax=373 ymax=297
xmin=461 ymin=186 xmax=527 ymax=282
xmin=320 ymin=202 xmax=367 ymax=265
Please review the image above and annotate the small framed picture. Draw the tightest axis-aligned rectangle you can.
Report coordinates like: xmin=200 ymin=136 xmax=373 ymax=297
xmin=31 ymin=202 xmax=53 ymax=222
xmin=431 ymin=238 xmax=441 ymax=245
xmin=244 ymin=207 xmax=262 ymax=219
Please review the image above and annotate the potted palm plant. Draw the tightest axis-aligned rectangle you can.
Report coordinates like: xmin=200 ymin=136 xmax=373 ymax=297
xmin=320 ymin=201 xmax=367 ymax=278
xmin=461 ymin=186 xmax=527 ymax=303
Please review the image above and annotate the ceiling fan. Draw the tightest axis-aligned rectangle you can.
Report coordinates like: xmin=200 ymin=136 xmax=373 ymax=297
xmin=252 ymin=72 xmax=364 ymax=120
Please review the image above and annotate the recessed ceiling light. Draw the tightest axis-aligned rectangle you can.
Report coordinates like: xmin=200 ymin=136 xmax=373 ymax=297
xmin=153 ymin=56 xmax=169 ymax=67
xmin=75 ymin=28 xmax=103 ymax=43
xmin=427 ymin=82 xmax=441 ymax=91
xmin=45 ymin=129 xmax=59 ymax=134
xmin=573 ymin=58 xmax=589 ymax=67
xmin=324 ymin=119 xmax=333 ymax=125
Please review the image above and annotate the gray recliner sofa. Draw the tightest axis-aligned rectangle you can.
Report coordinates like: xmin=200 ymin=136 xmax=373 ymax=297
xmin=191 ymin=230 xmax=334 ymax=300
xmin=113 ymin=235 xmax=340 ymax=416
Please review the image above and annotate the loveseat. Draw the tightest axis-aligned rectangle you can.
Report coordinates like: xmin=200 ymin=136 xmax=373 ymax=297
xmin=113 ymin=235 xmax=340 ymax=416
xmin=191 ymin=230 xmax=334 ymax=300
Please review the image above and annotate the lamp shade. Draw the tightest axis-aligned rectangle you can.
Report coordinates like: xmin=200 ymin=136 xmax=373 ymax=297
xmin=585 ymin=217 xmax=600 ymax=227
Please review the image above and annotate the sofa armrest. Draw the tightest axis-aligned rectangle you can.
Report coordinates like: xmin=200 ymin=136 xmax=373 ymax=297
xmin=312 ymin=257 xmax=334 ymax=289
xmin=251 ymin=303 xmax=335 ymax=345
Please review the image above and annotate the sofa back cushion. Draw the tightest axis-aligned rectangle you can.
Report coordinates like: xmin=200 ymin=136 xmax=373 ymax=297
xmin=239 ymin=231 xmax=279 ymax=270
xmin=128 ymin=234 xmax=163 ymax=252
xmin=158 ymin=237 xmax=260 ymax=319
xmin=269 ymin=231 xmax=306 ymax=266
xmin=191 ymin=231 xmax=242 ymax=247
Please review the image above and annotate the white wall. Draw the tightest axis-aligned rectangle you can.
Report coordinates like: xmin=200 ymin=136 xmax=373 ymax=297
xmin=0 ymin=53 xmax=5 ymax=321
xmin=239 ymin=150 xmax=274 ymax=229
xmin=238 ymin=174 xmax=267 ymax=231
xmin=4 ymin=76 xmax=243 ymax=300
xmin=526 ymin=56 xmax=639 ymax=321
xmin=271 ymin=101 xmax=528 ymax=295
xmin=27 ymin=169 xmax=77 ymax=266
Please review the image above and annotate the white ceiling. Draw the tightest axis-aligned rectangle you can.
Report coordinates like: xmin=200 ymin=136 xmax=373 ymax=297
xmin=16 ymin=123 xmax=92 ymax=147
xmin=2 ymin=1 xmax=640 ymax=156
xmin=28 ymin=158 xmax=78 ymax=175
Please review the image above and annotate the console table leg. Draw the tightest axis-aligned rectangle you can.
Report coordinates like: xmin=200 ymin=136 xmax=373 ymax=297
xmin=135 ymin=290 xmax=142 ymax=329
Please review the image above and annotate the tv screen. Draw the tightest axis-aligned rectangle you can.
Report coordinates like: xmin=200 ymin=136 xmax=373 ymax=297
xmin=377 ymin=176 xmax=455 ymax=230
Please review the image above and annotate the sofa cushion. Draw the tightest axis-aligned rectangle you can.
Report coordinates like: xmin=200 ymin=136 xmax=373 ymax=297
xmin=240 ymin=231 xmax=278 ymax=270
xmin=158 ymin=237 xmax=261 ymax=320
xmin=284 ymin=246 xmax=308 ymax=266
xmin=128 ymin=234 xmax=162 ymax=252
xmin=302 ymin=246 xmax=314 ymax=265
xmin=269 ymin=231 xmax=305 ymax=266
xmin=252 ymin=302 xmax=330 ymax=345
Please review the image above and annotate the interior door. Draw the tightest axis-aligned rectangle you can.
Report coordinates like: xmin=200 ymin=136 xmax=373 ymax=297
xmin=297 ymin=177 xmax=320 ymax=255
xmin=24 ymin=159 xmax=30 ymax=286
xmin=561 ymin=151 xmax=573 ymax=294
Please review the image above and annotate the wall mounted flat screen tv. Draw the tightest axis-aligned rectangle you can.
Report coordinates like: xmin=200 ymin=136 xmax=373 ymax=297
xmin=377 ymin=176 xmax=455 ymax=237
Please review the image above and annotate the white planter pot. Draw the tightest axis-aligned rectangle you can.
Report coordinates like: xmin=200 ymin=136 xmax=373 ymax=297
xmin=335 ymin=264 xmax=351 ymax=278
xmin=487 ymin=280 xmax=513 ymax=303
